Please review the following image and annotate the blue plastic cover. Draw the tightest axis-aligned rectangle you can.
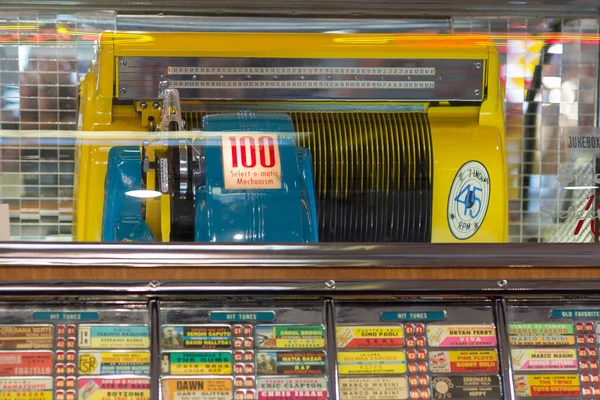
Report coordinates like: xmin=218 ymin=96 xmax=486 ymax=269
xmin=198 ymin=112 xmax=318 ymax=243
xmin=102 ymin=147 xmax=155 ymax=242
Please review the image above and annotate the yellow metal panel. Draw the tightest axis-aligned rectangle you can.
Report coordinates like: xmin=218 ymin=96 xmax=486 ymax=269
xmin=160 ymin=194 xmax=171 ymax=243
xmin=106 ymin=32 xmax=491 ymax=61
xmin=429 ymin=107 xmax=507 ymax=242
xmin=76 ymin=105 xmax=145 ymax=242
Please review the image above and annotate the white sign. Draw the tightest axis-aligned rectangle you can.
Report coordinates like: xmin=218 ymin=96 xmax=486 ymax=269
xmin=222 ymin=134 xmax=282 ymax=190
xmin=447 ymin=161 xmax=490 ymax=240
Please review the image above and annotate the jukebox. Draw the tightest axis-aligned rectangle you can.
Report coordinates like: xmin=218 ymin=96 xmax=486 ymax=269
xmin=75 ymin=32 xmax=507 ymax=244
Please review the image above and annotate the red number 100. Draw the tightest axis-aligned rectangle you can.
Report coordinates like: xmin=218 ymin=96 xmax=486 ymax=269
xmin=229 ymin=136 xmax=276 ymax=168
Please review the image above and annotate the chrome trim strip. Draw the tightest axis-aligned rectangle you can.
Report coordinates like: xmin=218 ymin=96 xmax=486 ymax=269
xmin=0 ymin=2 xmax=597 ymax=18
xmin=0 ymin=242 xmax=600 ymax=267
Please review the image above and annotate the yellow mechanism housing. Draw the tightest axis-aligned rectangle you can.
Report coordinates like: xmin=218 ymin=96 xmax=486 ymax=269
xmin=76 ymin=32 xmax=507 ymax=243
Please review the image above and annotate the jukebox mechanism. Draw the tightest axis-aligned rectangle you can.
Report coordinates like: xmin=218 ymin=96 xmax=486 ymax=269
xmin=76 ymin=32 xmax=507 ymax=243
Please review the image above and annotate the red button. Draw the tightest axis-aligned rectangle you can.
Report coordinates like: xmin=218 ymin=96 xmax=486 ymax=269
xmin=416 ymin=338 xmax=426 ymax=348
xmin=408 ymin=363 xmax=418 ymax=374
xmin=56 ymin=391 xmax=65 ymax=400
xmin=590 ymin=348 xmax=598 ymax=358
xmin=66 ymin=378 xmax=75 ymax=389
xmin=580 ymin=348 xmax=589 ymax=358
xmin=234 ymin=351 xmax=244 ymax=362
xmin=244 ymin=351 xmax=254 ymax=362
xmin=235 ymin=377 xmax=245 ymax=388
xmin=582 ymin=374 xmax=591 ymax=384
xmin=247 ymin=391 xmax=256 ymax=400
xmin=410 ymin=390 xmax=420 ymax=399
xmin=57 ymin=325 xmax=66 ymax=336
xmin=244 ymin=325 xmax=254 ymax=336
xmin=420 ymin=389 xmax=431 ymax=399
xmin=55 ymin=364 xmax=65 ymax=375
xmin=56 ymin=338 xmax=65 ymax=348
xmin=405 ymin=325 xmax=415 ymax=335
xmin=418 ymin=363 xmax=428 ymax=373
xmin=578 ymin=336 xmax=587 ymax=345
xmin=591 ymin=361 xmax=599 ymax=371
xmin=233 ymin=325 xmax=243 ymax=336
xmin=583 ymin=387 xmax=593 ymax=396
xmin=409 ymin=376 xmax=419 ymax=387
xmin=234 ymin=364 xmax=244 ymax=374
xmin=66 ymin=364 xmax=75 ymax=375
xmin=581 ymin=361 xmax=590 ymax=370
xmin=234 ymin=339 xmax=243 ymax=349
xmin=56 ymin=378 xmax=65 ymax=389
xmin=235 ymin=391 xmax=245 ymax=400
xmin=67 ymin=338 xmax=76 ymax=349
xmin=406 ymin=337 xmax=416 ymax=348
xmin=407 ymin=350 xmax=417 ymax=361
xmin=577 ymin=323 xmax=585 ymax=333
xmin=417 ymin=350 xmax=427 ymax=361
xmin=67 ymin=325 xmax=76 ymax=335
xmin=66 ymin=391 xmax=75 ymax=400
xmin=593 ymin=387 xmax=600 ymax=395
xmin=245 ymin=364 xmax=254 ymax=374
xmin=592 ymin=374 xmax=600 ymax=383
xmin=415 ymin=324 xmax=425 ymax=336
xmin=245 ymin=377 xmax=255 ymax=388
xmin=419 ymin=376 xmax=430 ymax=386
xmin=67 ymin=351 xmax=76 ymax=362
xmin=244 ymin=338 xmax=253 ymax=349
xmin=588 ymin=335 xmax=596 ymax=345
xmin=586 ymin=322 xmax=595 ymax=333
xmin=56 ymin=351 xmax=65 ymax=362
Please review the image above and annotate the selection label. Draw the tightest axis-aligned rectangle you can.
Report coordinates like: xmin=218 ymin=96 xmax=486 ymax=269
xmin=0 ymin=351 xmax=53 ymax=375
xmin=339 ymin=377 xmax=409 ymax=400
xmin=162 ymin=325 xmax=232 ymax=349
xmin=514 ymin=374 xmax=580 ymax=397
xmin=511 ymin=348 xmax=577 ymax=371
xmin=77 ymin=377 xmax=150 ymax=400
xmin=432 ymin=375 xmax=501 ymax=399
xmin=508 ymin=324 xmax=574 ymax=336
xmin=256 ymin=377 xmax=327 ymax=400
xmin=78 ymin=351 xmax=151 ymax=375
xmin=161 ymin=378 xmax=233 ymax=400
xmin=78 ymin=325 xmax=150 ymax=349
xmin=255 ymin=326 xmax=325 ymax=349
xmin=256 ymin=351 xmax=326 ymax=375
xmin=337 ymin=351 xmax=406 ymax=375
xmin=162 ymin=351 xmax=232 ymax=375
xmin=336 ymin=326 xmax=404 ymax=348
xmin=427 ymin=325 xmax=497 ymax=347
xmin=0 ymin=377 xmax=53 ymax=400
xmin=0 ymin=325 xmax=53 ymax=350
xmin=429 ymin=350 xmax=498 ymax=373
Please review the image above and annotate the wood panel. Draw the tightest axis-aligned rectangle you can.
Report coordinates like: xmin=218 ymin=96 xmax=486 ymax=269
xmin=0 ymin=266 xmax=599 ymax=282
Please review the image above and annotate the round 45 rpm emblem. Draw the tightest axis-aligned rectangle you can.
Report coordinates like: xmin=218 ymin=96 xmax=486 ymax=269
xmin=447 ymin=161 xmax=490 ymax=240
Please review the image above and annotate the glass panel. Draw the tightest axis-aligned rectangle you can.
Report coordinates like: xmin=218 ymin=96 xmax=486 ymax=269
xmin=0 ymin=6 xmax=597 ymax=244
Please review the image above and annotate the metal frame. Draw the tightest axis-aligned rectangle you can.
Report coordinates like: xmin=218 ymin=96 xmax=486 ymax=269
xmin=1 ymin=242 xmax=600 ymax=267
xmin=0 ymin=279 xmax=599 ymax=296
xmin=0 ymin=280 xmax=599 ymax=400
